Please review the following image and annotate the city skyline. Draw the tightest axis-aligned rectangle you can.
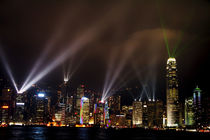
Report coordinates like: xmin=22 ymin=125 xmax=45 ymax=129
xmin=0 ymin=1 xmax=210 ymax=137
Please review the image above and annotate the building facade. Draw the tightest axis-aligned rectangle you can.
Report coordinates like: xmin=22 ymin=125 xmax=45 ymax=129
xmin=185 ymin=97 xmax=194 ymax=126
xmin=166 ymin=57 xmax=179 ymax=127
xmin=132 ymin=100 xmax=142 ymax=127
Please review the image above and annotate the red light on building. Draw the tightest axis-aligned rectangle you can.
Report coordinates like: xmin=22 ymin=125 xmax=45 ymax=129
xmin=99 ymin=101 xmax=104 ymax=104
xmin=2 ymin=106 xmax=9 ymax=109
xmin=81 ymin=85 xmax=85 ymax=88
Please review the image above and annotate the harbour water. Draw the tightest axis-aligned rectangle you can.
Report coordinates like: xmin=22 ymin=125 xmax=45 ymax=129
xmin=0 ymin=127 xmax=209 ymax=140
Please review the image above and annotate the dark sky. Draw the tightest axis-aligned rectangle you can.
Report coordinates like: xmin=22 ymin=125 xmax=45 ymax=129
xmin=0 ymin=0 xmax=209 ymax=100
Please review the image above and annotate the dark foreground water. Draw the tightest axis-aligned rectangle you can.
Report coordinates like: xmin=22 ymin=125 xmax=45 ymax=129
xmin=0 ymin=127 xmax=209 ymax=140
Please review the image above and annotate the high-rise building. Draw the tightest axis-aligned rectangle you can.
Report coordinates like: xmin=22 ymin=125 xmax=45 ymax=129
xmin=132 ymin=100 xmax=142 ymax=127
xmin=75 ymin=85 xmax=85 ymax=124
xmin=94 ymin=101 xmax=105 ymax=126
xmin=80 ymin=97 xmax=90 ymax=124
xmin=0 ymin=88 xmax=13 ymax=124
xmin=55 ymin=90 xmax=66 ymax=126
xmin=202 ymin=92 xmax=210 ymax=127
xmin=155 ymin=100 xmax=164 ymax=127
xmin=193 ymin=86 xmax=202 ymax=126
xmin=185 ymin=97 xmax=195 ymax=126
xmin=142 ymin=102 xmax=148 ymax=127
xmin=104 ymin=101 xmax=109 ymax=120
xmin=166 ymin=57 xmax=179 ymax=127
xmin=34 ymin=92 xmax=50 ymax=125
xmin=142 ymin=100 xmax=164 ymax=128
xmin=108 ymin=95 xmax=121 ymax=114
xmin=14 ymin=92 xmax=26 ymax=124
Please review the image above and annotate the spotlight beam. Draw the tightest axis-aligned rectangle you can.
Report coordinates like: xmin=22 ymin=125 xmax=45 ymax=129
xmin=20 ymin=30 xmax=95 ymax=93
xmin=102 ymin=40 xmax=137 ymax=101
xmin=21 ymin=4 xmax=128 ymax=93
xmin=63 ymin=53 xmax=87 ymax=82
xmin=20 ymin=23 xmax=66 ymax=91
xmin=0 ymin=47 xmax=18 ymax=93
xmin=139 ymin=89 xmax=144 ymax=101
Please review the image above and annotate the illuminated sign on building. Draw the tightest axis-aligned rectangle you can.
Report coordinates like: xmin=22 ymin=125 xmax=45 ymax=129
xmin=1 ymin=106 xmax=9 ymax=109
xmin=16 ymin=103 xmax=25 ymax=106
xmin=38 ymin=93 xmax=45 ymax=97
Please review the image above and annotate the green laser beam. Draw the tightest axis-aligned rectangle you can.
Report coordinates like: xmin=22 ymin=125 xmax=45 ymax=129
xmin=161 ymin=23 xmax=171 ymax=57
xmin=156 ymin=0 xmax=171 ymax=57
xmin=172 ymin=30 xmax=184 ymax=57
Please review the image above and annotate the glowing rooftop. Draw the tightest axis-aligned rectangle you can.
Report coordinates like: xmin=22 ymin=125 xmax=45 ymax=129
xmin=167 ymin=57 xmax=176 ymax=64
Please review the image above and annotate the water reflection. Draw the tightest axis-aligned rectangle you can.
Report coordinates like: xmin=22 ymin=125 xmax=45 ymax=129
xmin=0 ymin=127 xmax=209 ymax=140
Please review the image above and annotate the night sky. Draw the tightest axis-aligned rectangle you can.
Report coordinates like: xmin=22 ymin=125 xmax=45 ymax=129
xmin=0 ymin=0 xmax=209 ymax=100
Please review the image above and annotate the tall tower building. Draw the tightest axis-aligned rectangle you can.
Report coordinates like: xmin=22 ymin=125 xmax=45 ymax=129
xmin=132 ymin=100 xmax=142 ymax=127
xmin=193 ymin=86 xmax=202 ymax=126
xmin=75 ymin=85 xmax=85 ymax=124
xmin=80 ymin=97 xmax=90 ymax=124
xmin=14 ymin=92 xmax=26 ymax=124
xmin=185 ymin=97 xmax=195 ymax=126
xmin=166 ymin=57 xmax=179 ymax=127
xmin=108 ymin=95 xmax=121 ymax=114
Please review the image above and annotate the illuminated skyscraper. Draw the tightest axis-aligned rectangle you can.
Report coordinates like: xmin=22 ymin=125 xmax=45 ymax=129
xmin=35 ymin=92 xmax=50 ymax=124
xmin=132 ymin=100 xmax=142 ymax=127
xmin=193 ymin=86 xmax=202 ymax=126
xmin=75 ymin=85 xmax=85 ymax=124
xmin=0 ymin=88 xmax=13 ymax=124
xmin=14 ymin=93 xmax=26 ymax=124
xmin=142 ymin=100 xmax=164 ymax=128
xmin=80 ymin=97 xmax=90 ymax=124
xmin=108 ymin=95 xmax=121 ymax=114
xmin=94 ymin=101 xmax=105 ymax=126
xmin=104 ymin=101 xmax=109 ymax=120
xmin=185 ymin=97 xmax=194 ymax=126
xmin=166 ymin=57 xmax=179 ymax=127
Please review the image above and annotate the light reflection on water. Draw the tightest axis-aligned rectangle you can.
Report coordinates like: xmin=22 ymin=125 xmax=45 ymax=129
xmin=0 ymin=127 xmax=209 ymax=140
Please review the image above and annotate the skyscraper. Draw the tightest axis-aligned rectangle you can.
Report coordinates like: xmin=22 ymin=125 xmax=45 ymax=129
xmin=75 ymin=85 xmax=85 ymax=124
xmin=193 ymin=86 xmax=202 ymax=126
xmin=35 ymin=92 xmax=50 ymax=125
xmin=80 ymin=97 xmax=90 ymax=124
xmin=166 ymin=57 xmax=179 ymax=127
xmin=14 ymin=92 xmax=26 ymax=124
xmin=94 ymin=101 xmax=105 ymax=126
xmin=185 ymin=97 xmax=195 ymax=126
xmin=132 ymin=100 xmax=142 ymax=127
xmin=108 ymin=95 xmax=121 ymax=114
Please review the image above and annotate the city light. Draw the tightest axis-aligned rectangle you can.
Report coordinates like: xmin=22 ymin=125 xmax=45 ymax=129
xmin=2 ymin=106 xmax=9 ymax=109
xmin=38 ymin=93 xmax=45 ymax=98
xmin=0 ymin=1 xmax=208 ymax=135
xmin=17 ymin=91 xmax=23 ymax=94
xmin=16 ymin=103 xmax=24 ymax=106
